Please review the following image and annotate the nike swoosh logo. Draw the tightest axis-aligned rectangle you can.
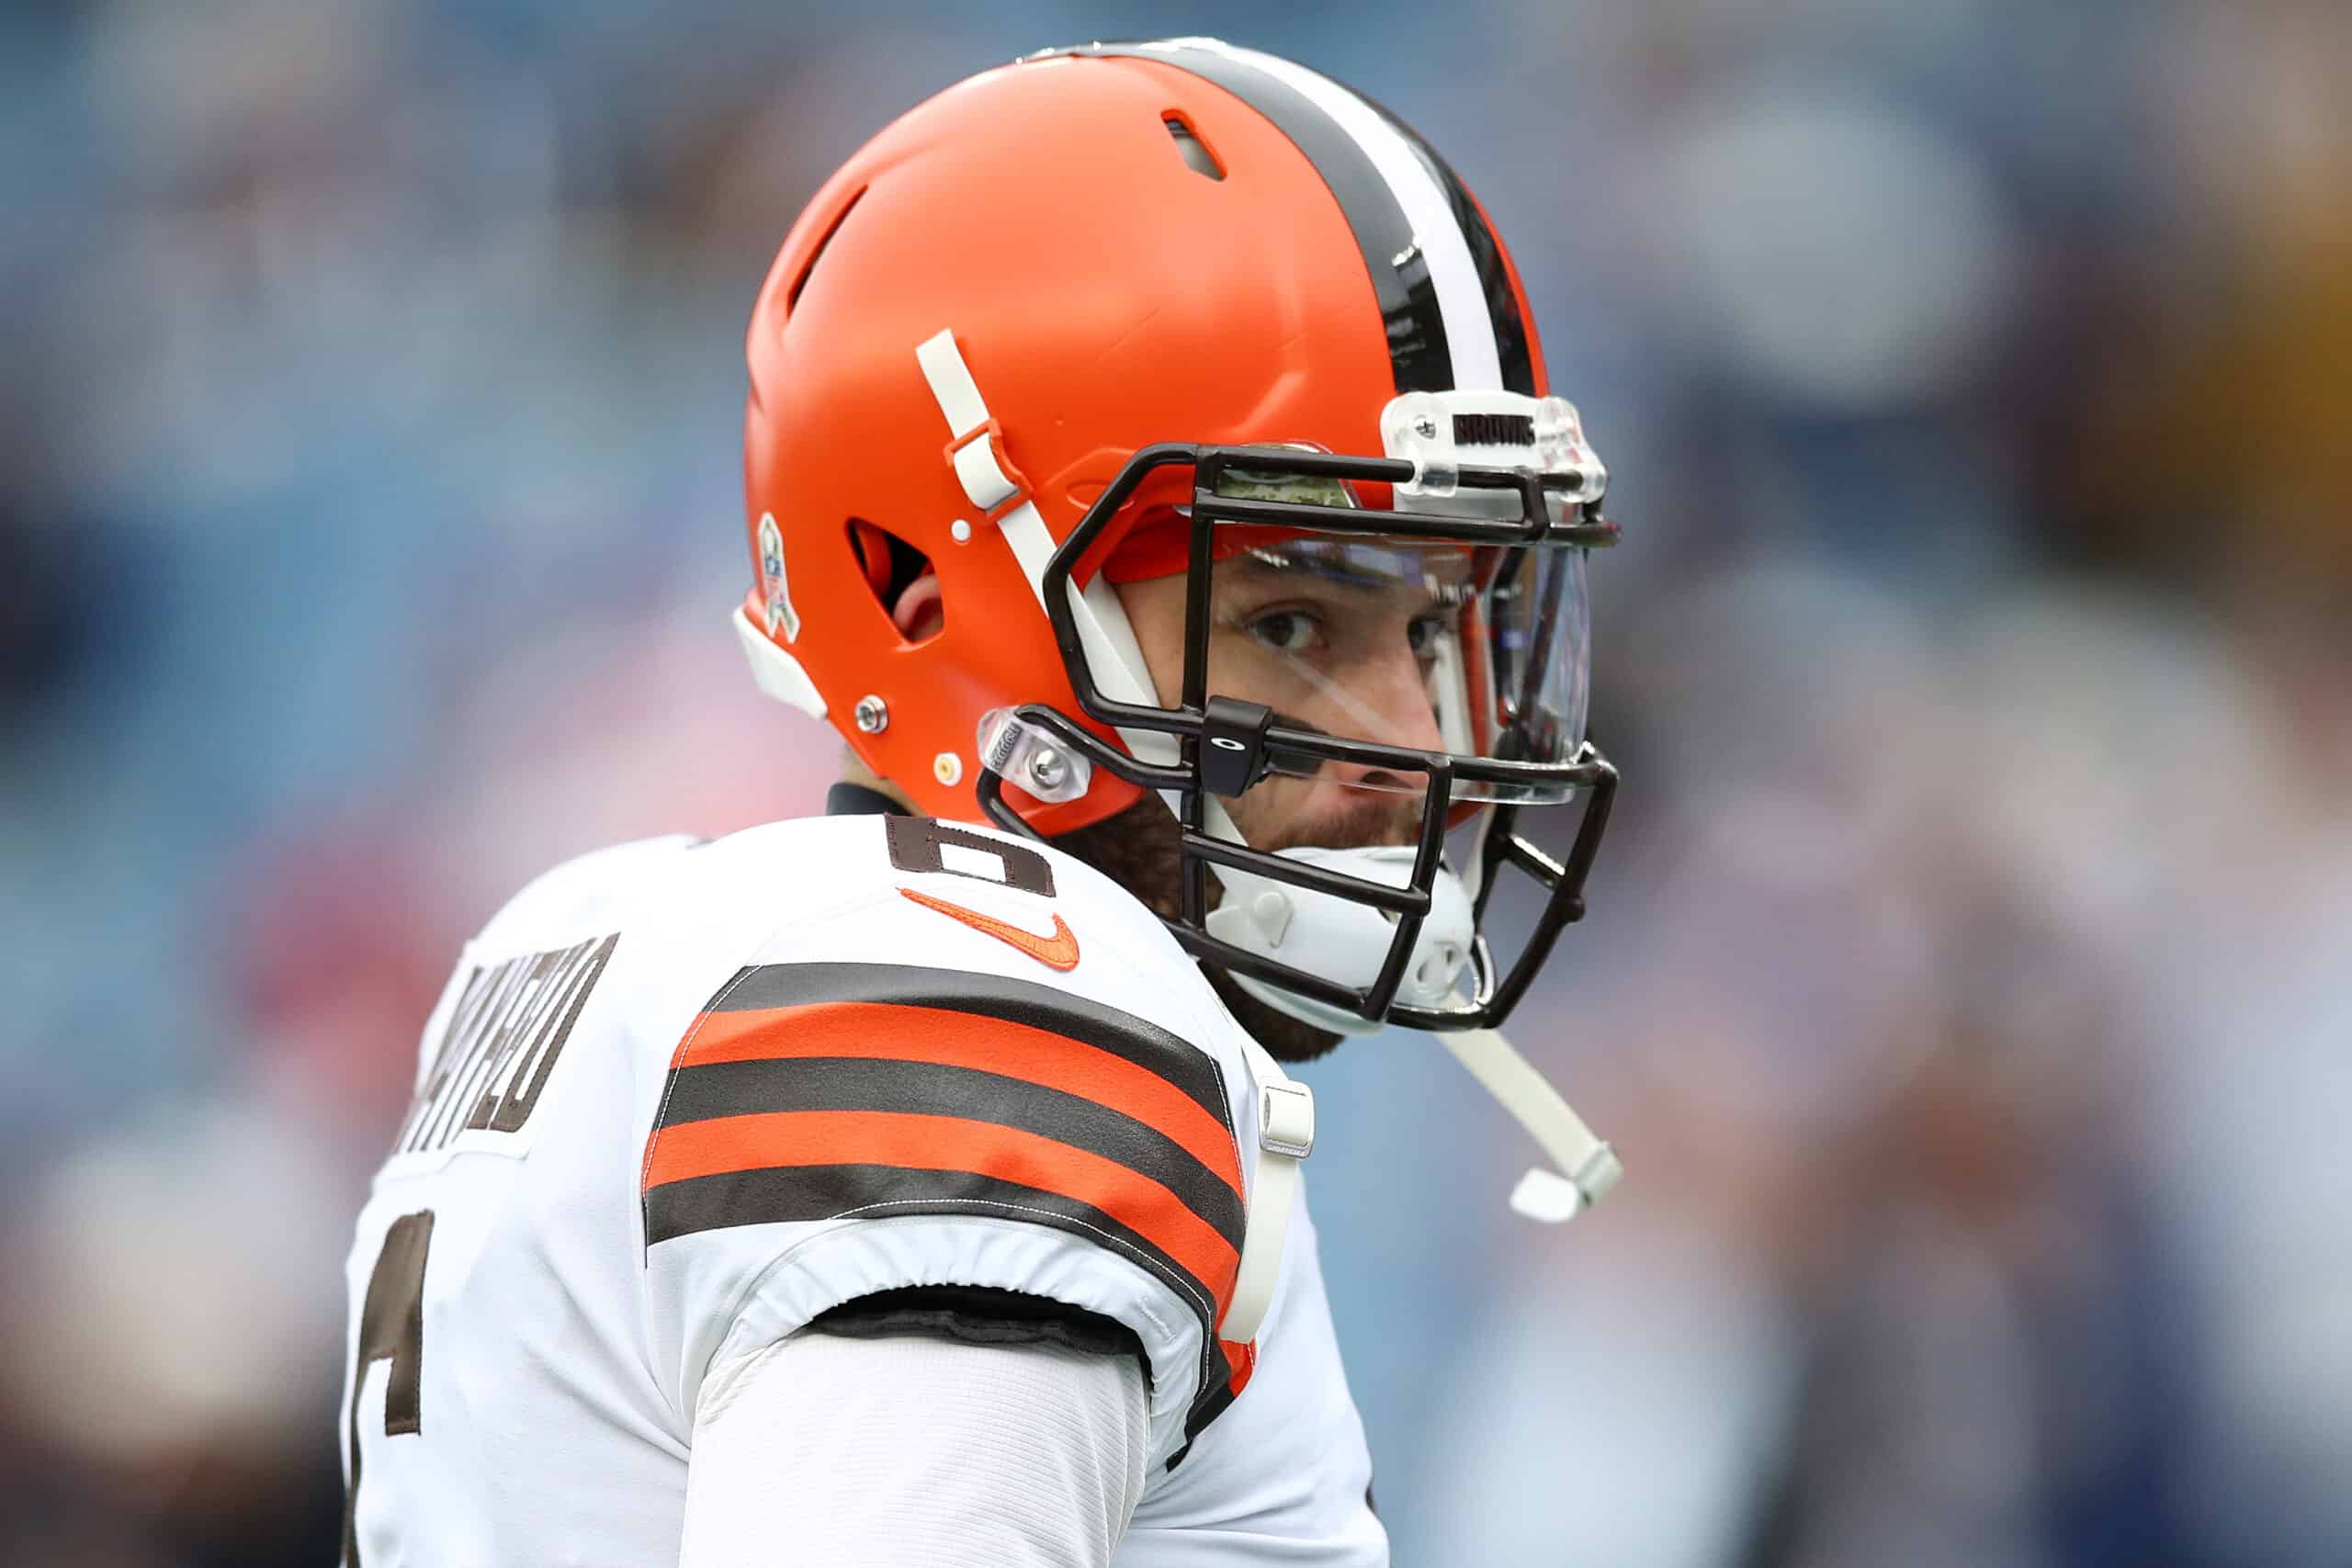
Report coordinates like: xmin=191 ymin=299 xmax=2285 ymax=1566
xmin=899 ymin=887 xmax=1080 ymax=972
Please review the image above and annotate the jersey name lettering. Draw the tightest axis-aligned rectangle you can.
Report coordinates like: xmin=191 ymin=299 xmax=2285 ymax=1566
xmin=394 ymin=932 xmax=620 ymax=1156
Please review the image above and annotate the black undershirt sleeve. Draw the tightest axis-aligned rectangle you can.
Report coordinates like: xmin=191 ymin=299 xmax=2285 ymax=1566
xmin=808 ymin=1284 xmax=1148 ymax=1374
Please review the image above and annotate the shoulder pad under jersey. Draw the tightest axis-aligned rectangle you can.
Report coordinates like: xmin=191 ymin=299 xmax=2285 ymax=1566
xmin=628 ymin=814 xmax=1263 ymax=1469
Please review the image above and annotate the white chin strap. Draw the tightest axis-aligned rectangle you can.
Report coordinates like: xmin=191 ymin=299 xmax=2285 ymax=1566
xmin=1435 ymin=1029 xmax=1623 ymax=1222
xmin=1198 ymin=821 xmax=1622 ymax=1224
xmin=1216 ymin=1027 xmax=1311 ymax=1346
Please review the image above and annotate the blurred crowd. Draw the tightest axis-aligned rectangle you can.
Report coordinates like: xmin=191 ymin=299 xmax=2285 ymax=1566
xmin=2 ymin=1 xmax=2346 ymax=1563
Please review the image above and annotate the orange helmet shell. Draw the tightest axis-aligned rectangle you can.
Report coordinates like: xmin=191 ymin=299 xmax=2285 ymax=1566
xmin=741 ymin=44 xmax=1545 ymax=829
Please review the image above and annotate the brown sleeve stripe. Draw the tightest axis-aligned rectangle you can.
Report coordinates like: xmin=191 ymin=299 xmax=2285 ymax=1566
xmin=643 ymin=1110 xmax=1240 ymax=1317
xmin=653 ymin=1054 xmax=1244 ymax=1251
xmin=699 ymin=962 xmax=1230 ymax=1126
xmin=645 ymin=1162 xmax=1227 ymax=1334
xmin=677 ymin=1000 xmax=1243 ymax=1202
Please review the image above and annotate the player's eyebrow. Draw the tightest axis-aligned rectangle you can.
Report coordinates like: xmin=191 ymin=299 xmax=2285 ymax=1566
xmin=1222 ymin=554 xmax=1475 ymax=617
xmin=1232 ymin=549 xmax=1385 ymax=595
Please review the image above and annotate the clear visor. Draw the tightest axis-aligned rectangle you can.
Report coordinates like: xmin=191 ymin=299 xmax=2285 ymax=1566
xmin=1204 ymin=523 xmax=1592 ymax=805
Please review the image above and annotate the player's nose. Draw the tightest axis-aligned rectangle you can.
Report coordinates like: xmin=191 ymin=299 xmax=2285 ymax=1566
xmin=1320 ymin=641 xmax=1448 ymax=793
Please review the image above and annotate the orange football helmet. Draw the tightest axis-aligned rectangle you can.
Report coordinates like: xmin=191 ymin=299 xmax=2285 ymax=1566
xmin=735 ymin=39 xmax=1620 ymax=1043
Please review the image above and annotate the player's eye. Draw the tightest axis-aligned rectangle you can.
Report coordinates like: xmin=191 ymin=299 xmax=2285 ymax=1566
xmin=1244 ymin=607 xmax=1324 ymax=654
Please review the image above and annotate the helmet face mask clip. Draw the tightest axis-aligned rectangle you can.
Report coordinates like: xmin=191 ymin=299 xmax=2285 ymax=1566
xmin=975 ymin=437 xmax=1621 ymax=1034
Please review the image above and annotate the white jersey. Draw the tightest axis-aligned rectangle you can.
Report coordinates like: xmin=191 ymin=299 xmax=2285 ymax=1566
xmin=339 ymin=812 xmax=1386 ymax=1565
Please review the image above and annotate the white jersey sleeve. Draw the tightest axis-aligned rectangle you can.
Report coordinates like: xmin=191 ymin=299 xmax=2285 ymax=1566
xmin=622 ymin=814 xmax=1261 ymax=1472
xmin=681 ymin=1331 xmax=1148 ymax=1568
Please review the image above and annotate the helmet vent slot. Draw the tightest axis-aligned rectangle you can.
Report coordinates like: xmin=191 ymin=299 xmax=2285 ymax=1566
xmin=786 ymin=186 xmax=866 ymax=311
xmin=1162 ymin=114 xmax=1225 ymax=181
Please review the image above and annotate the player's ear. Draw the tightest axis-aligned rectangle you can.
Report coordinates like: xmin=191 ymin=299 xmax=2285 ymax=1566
xmin=846 ymin=519 xmax=944 ymax=645
xmin=890 ymin=568 xmax=944 ymax=643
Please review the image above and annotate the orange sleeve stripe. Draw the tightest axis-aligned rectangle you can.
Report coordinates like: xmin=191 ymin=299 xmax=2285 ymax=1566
xmin=643 ymin=1108 xmax=1240 ymax=1306
xmin=679 ymin=1001 xmax=1242 ymax=1197
xmin=1220 ymin=1339 xmax=1256 ymax=1396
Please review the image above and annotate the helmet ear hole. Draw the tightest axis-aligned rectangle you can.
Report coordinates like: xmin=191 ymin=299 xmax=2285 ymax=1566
xmin=846 ymin=519 xmax=944 ymax=645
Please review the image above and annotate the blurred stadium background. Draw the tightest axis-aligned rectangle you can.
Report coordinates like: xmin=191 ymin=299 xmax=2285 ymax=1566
xmin=4 ymin=1 xmax=2348 ymax=1562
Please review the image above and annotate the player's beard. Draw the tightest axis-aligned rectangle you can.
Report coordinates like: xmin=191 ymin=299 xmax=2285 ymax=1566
xmin=1050 ymin=784 xmax=1426 ymax=1062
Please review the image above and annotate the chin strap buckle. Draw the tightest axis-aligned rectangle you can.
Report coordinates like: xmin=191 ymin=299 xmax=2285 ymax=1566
xmin=1258 ymin=1080 xmax=1316 ymax=1159
xmin=1218 ymin=1037 xmax=1313 ymax=1345
xmin=917 ymin=329 xmax=1032 ymax=519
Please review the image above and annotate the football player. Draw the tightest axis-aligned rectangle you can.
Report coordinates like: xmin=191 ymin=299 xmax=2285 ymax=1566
xmin=342 ymin=39 xmax=1623 ymax=1567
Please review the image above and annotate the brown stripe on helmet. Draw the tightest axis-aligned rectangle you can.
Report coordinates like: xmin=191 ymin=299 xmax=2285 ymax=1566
xmin=1033 ymin=40 xmax=1453 ymax=392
